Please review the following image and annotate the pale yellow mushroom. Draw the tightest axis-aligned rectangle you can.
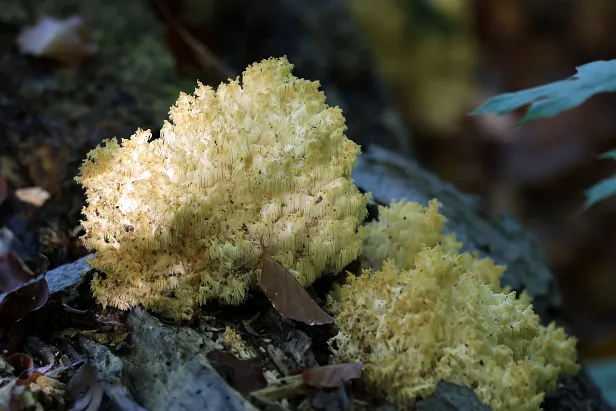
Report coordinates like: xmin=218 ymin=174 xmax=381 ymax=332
xmin=76 ymin=57 xmax=370 ymax=320
xmin=330 ymin=200 xmax=579 ymax=411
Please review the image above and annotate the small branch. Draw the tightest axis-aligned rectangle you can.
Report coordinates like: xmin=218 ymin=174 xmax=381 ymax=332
xmin=150 ymin=0 xmax=235 ymax=83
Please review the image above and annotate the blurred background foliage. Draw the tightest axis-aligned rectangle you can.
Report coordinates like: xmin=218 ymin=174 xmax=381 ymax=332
xmin=349 ymin=0 xmax=616 ymax=399
xmin=348 ymin=0 xmax=477 ymax=136
xmin=351 ymin=0 xmax=616 ymax=353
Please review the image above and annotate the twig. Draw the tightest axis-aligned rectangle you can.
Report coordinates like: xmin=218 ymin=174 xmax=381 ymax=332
xmin=150 ymin=0 xmax=235 ymax=83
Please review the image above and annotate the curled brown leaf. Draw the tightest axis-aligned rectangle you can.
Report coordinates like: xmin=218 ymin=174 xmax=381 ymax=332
xmin=206 ymin=349 xmax=267 ymax=396
xmin=5 ymin=353 xmax=34 ymax=379
xmin=0 ymin=278 xmax=49 ymax=340
xmin=14 ymin=187 xmax=51 ymax=208
xmin=4 ymin=351 xmax=49 ymax=386
xmin=0 ymin=236 xmax=49 ymax=339
xmin=0 ymin=215 xmax=55 ymax=349
xmin=258 ymin=255 xmax=334 ymax=326
xmin=0 ymin=248 xmax=37 ymax=295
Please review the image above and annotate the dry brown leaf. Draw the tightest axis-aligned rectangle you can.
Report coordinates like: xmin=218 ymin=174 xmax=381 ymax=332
xmin=3 ymin=351 xmax=50 ymax=387
xmin=301 ymin=362 xmax=362 ymax=388
xmin=259 ymin=255 xmax=334 ymax=326
xmin=0 ymin=249 xmax=36 ymax=295
xmin=206 ymin=349 xmax=267 ymax=396
xmin=0 ymin=240 xmax=49 ymax=340
xmin=0 ymin=279 xmax=49 ymax=340
xmin=5 ymin=353 xmax=34 ymax=379
xmin=17 ymin=16 xmax=98 ymax=64
xmin=14 ymin=187 xmax=50 ymax=207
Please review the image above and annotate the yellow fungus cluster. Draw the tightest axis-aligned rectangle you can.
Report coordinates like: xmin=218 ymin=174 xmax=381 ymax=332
xmin=363 ymin=199 xmax=503 ymax=290
xmin=76 ymin=54 xmax=580 ymax=409
xmin=76 ymin=57 xmax=369 ymax=320
xmin=329 ymin=200 xmax=579 ymax=410
xmin=363 ymin=199 xmax=460 ymax=269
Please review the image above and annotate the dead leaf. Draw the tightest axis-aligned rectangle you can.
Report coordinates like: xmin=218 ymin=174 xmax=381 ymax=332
xmin=0 ymin=249 xmax=49 ymax=339
xmin=301 ymin=363 xmax=362 ymax=388
xmin=66 ymin=362 xmax=104 ymax=411
xmin=5 ymin=353 xmax=34 ymax=378
xmin=17 ymin=16 xmax=98 ymax=64
xmin=0 ymin=238 xmax=50 ymax=335
xmin=0 ymin=249 xmax=37 ymax=295
xmin=14 ymin=187 xmax=51 ymax=207
xmin=0 ymin=278 xmax=49 ymax=340
xmin=4 ymin=352 xmax=46 ymax=386
xmin=0 ymin=230 xmax=49 ymax=342
xmin=206 ymin=349 xmax=267 ymax=396
xmin=259 ymin=255 xmax=334 ymax=325
xmin=17 ymin=371 xmax=44 ymax=386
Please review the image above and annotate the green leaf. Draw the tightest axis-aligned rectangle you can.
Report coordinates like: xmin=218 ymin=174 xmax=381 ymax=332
xmin=599 ymin=149 xmax=616 ymax=161
xmin=472 ymin=60 xmax=616 ymax=125
xmin=583 ymin=149 xmax=616 ymax=209
xmin=585 ymin=174 xmax=616 ymax=209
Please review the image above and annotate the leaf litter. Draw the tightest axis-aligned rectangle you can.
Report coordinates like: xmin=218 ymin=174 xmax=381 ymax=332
xmin=17 ymin=16 xmax=98 ymax=65
xmin=0 ymin=230 xmax=49 ymax=340
xmin=258 ymin=255 xmax=334 ymax=326
xmin=206 ymin=349 xmax=268 ymax=397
